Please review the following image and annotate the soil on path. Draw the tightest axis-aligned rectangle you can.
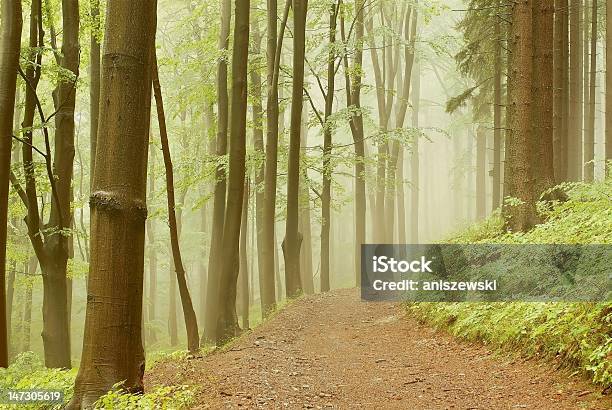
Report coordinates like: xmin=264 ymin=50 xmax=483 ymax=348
xmin=147 ymin=289 xmax=610 ymax=409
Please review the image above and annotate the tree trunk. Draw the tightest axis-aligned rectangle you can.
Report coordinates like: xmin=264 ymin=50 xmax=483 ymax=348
xmin=152 ymin=57 xmax=199 ymax=353
xmin=607 ymin=0 xmax=612 ymax=172
xmin=342 ymin=0 xmax=366 ymax=284
xmin=203 ymin=0 xmax=231 ymax=345
xmin=284 ymin=0 xmax=308 ymax=298
xmin=366 ymin=11 xmax=391 ymax=243
xmin=493 ymin=1 xmax=503 ymax=209
xmin=504 ymin=0 xmax=538 ymax=232
xmin=476 ymin=126 xmax=486 ymax=220
xmin=146 ymin=148 xmax=157 ymax=344
xmin=0 ymin=0 xmax=22 ymax=368
xmin=5 ymin=261 xmax=15 ymax=356
xmin=533 ymin=0 xmax=555 ymax=195
xmin=584 ymin=0 xmax=597 ymax=181
xmin=199 ymin=103 xmax=214 ymax=324
xmin=299 ymin=106 xmax=314 ymax=295
xmin=70 ymin=1 xmax=156 ymax=406
xmin=238 ymin=179 xmax=249 ymax=330
xmin=168 ymin=254 xmax=178 ymax=346
xmin=261 ymin=0 xmax=291 ymax=315
xmin=21 ymin=270 xmax=33 ymax=353
xmin=249 ymin=15 xmax=267 ymax=309
xmin=90 ymin=0 xmax=100 ymax=184
xmin=41 ymin=0 xmax=79 ymax=369
xmin=320 ymin=2 xmax=337 ymax=293
xmin=554 ymin=0 xmax=570 ymax=181
xmin=410 ymin=61 xmax=420 ymax=243
xmin=216 ymin=0 xmax=250 ymax=344
xmin=568 ymin=0 xmax=583 ymax=180
xmin=387 ymin=7 xmax=417 ymax=239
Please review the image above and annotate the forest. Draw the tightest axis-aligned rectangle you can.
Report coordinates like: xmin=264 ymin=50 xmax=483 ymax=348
xmin=0 ymin=0 xmax=610 ymax=408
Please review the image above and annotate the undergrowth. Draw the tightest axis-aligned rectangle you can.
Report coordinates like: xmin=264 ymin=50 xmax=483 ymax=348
xmin=408 ymin=178 xmax=612 ymax=387
xmin=0 ymin=351 xmax=195 ymax=409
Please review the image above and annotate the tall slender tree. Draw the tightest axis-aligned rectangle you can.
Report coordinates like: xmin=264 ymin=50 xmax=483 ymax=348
xmin=340 ymin=0 xmax=366 ymax=283
xmin=504 ymin=0 xmax=538 ymax=231
xmin=0 ymin=0 xmax=22 ymax=368
xmin=320 ymin=1 xmax=339 ymax=293
xmin=607 ymin=0 xmax=612 ymax=172
xmin=492 ymin=0 xmax=503 ymax=210
xmin=283 ymin=0 xmax=309 ymax=298
xmin=146 ymin=147 xmax=157 ymax=344
xmin=533 ymin=0 xmax=555 ymax=195
xmin=203 ymin=0 xmax=230 ymax=345
xmin=69 ymin=0 xmax=157 ymax=406
xmin=90 ymin=0 xmax=100 ymax=183
xmin=152 ymin=55 xmax=200 ymax=353
xmin=554 ymin=0 xmax=570 ymax=181
xmin=261 ymin=0 xmax=291 ymax=315
xmin=568 ymin=0 xmax=583 ymax=181
xmin=216 ymin=0 xmax=250 ymax=344
xmin=584 ymin=0 xmax=597 ymax=181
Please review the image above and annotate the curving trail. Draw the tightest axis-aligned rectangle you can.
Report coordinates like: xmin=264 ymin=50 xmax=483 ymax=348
xmin=147 ymin=289 xmax=610 ymax=409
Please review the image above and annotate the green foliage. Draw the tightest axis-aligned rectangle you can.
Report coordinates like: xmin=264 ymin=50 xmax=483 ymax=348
xmin=94 ymin=385 xmax=195 ymax=409
xmin=410 ymin=179 xmax=612 ymax=387
xmin=0 ymin=352 xmax=76 ymax=409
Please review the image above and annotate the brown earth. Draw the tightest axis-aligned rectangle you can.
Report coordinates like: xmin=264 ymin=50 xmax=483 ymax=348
xmin=147 ymin=289 xmax=611 ymax=409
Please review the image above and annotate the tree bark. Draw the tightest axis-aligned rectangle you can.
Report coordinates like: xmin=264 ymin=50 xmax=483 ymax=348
xmin=21 ymin=264 xmax=34 ymax=353
xmin=476 ymin=126 xmax=486 ymax=220
xmin=568 ymin=0 xmax=583 ymax=180
xmin=203 ymin=0 xmax=231 ymax=345
xmin=388 ymin=7 xmax=417 ymax=237
xmin=283 ymin=0 xmax=308 ymax=298
xmin=554 ymin=0 xmax=570 ymax=181
xmin=238 ymin=179 xmax=249 ymax=330
xmin=320 ymin=2 xmax=338 ymax=293
xmin=199 ymin=103 xmax=214 ymax=324
xmin=584 ymin=0 xmax=597 ymax=181
xmin=299 ymin=106 xmax=314 ymax=294
xmin=146 ymin=147 xmax=157 ymax=344
xmin=0 ymin=0 xmax=22 ymax=368
xmin=493 ymin=1 xmax=503 ymax=209
xmin=607 ymin=0 xmax=612 ymax=172
xmin=340 ymin=0 xmax=366 ymax=284
xmin=533 ymin=0 xmax=555 ymax=195
xmin=40 ymin=0 xmax=79 ymax=370
xmin=70 ymin=0 xmax=156 ymax=406
xmin=504 ymin=0 xmax=538 ymax=232
xmin=261 ymin=0 xmax=291 ymax=315
xmin=249 ymin=15 xmax=267 ymax=310
xmin=216 ymin=0 xmax=250 ymax=345
xmin=410 ymin=61 xmax=420 ymax=243
xmin=152 ymin=56 xmax=200 ymax=353
xmin=90 ymin=0 xmax=100 ymax=184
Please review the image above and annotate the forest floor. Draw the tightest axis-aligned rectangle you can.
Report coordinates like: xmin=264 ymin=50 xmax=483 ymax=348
xmin=147 ymin=289 xmax=611 ymax=409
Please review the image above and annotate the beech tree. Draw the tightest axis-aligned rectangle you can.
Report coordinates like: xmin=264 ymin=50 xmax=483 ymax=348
xmin=607 ymin=0 xmax=612 ymax=172
xmin=216 ymin=0 xmax=250 ymax=344
xmin=203 ymin=0 xmax=230 ymax=345
xmin=152 ymin=54 xmax=200 ymax=353
xmin=0 ymin=0 xmax=22 ymax=369
xmin=10 ymin=0 xmax=80 ymax=369
xmin=283 ymin=0 xmax=308 ymax=298
xmin=70 ymin=0 xmax=157 ymax=406
xmin=261 ymin=0 xmax=290 ymax=314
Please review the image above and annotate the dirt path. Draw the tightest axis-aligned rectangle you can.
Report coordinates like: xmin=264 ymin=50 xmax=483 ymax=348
xmin=147 ymin=289 xmax=610 ymax=409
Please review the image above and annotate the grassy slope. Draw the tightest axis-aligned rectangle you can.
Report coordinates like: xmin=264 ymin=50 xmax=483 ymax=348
xmin=409 ymin=179 xmax=612 ymax=387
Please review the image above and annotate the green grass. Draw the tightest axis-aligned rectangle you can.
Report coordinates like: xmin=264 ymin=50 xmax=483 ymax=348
xmin=408 ymin=178 xmax=612 ymax=387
